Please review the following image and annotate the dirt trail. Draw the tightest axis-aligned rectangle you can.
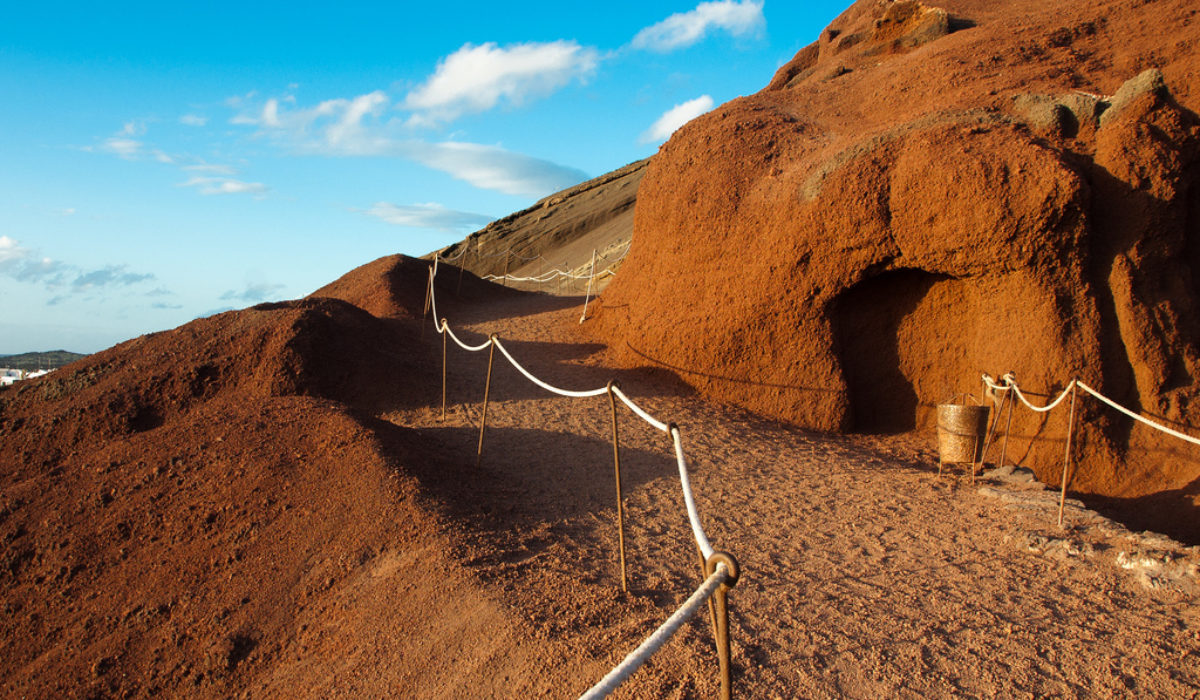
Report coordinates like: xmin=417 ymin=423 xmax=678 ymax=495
xmin=401 ymin=282 xmax=1200 ymax=698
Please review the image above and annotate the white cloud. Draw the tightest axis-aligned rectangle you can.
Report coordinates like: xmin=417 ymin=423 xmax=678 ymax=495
xmin=365 ymin=202 xmax=493 ymax=232
xmin=101 ymin=136 xmax=144 ymax=160
xmin=632 ymin=0 xmax=765 ymax=52
xmin=326 ymin=92 xmax=388 ymax=149
xmin=180 ymin=114 xmax=208 ymax=127
xmin=179 ymin=176 xmax=268 ymax=196
xmin=0 ymin=237 xmax=66 ymax=284
xmin=93 ymin=121 xmax=174 ymax=163
xmin=220 ymin=282 xmax=286 ymax=303
xmin=404 ymin=41 xmax=599 ymax=125
xmin=1 ymin=236 xmax=154 ymax=291
xmin=229 ymin=87 xmax=588 ymax=197
xmin=183 ymin=162 xmax=236 ymax=175
xmin=405 ymin=141 xmax=588 ymax=197
xmin=641 ymin=95 xmax=715 ymax=143
xmin=0 ymin=235 xmax=29 ymax=265
xmin=73 ymin=265 xmax=155 ymax=290
xmin=260 ymin=98 xmax=282 ymax=127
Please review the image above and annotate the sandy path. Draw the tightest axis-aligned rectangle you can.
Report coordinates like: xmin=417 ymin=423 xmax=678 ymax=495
xmin=393 ymin=286 xmax=1200 ymax=698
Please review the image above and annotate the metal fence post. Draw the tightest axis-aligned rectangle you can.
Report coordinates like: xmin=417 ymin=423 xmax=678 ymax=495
xmin=441 ymin=319 xmax=448 ymax=422
xmin=1057 ymin=383 xmax=1078 ymax=528
xmin=607 ymin=381 xmax=628 ymax=593
xmin=476 ymin=335 xmax=498 ymax=467
xmin=705 ymin=552 xmax=741 ymax=700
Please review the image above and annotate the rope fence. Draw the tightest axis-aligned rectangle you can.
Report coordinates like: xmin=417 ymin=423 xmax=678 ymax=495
xmin=425 ymin=258 xmax=741 ymax=699
xmin=438 ymin=237 xmax=631 ymax=294
xmin=980 ymin=372 xmax=1200 ymax=527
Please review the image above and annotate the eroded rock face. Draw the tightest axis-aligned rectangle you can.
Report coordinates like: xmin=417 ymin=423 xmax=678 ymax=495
xmin=595 ymin=0 xmax=1200 ymax=502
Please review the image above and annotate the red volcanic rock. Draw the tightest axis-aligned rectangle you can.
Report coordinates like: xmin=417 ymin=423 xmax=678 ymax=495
xmin=594 ymin=0 xmax=1200 ymax=510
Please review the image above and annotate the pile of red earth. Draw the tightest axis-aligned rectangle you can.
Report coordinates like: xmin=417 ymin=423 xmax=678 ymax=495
xmin=0 ymin=257 xmax=609 ymax=696
xmin=593 ymin=0 xmax=1200 ymax=541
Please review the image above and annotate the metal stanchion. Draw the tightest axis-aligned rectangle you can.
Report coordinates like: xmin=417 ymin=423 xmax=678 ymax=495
xmin=456 ymin=243 xmax=469 ymax=297
xmin=705 ymin=552 xmax=740 ymax=700
xmin=1057 ymin=383 xmax=1078 ymax=528
xmin=421 ymin=267 xmax=433 ymax=340
xmin=580 ymin=248 xmax=597 ymax=323
xmin=476 ymin=335 xmax=498 ymax=467
xmin=441 ymin=319 xmax=448 ymax=422
xmin=698 ymin=546 xmax=720 ymax=654
xmin=606 ymin=381 xmax=628 ymax=593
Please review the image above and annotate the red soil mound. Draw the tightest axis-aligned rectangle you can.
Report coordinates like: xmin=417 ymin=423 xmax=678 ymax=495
xmin=594 ymin=0 xmax=1200 ymax=518
xmin=1 ymin=262 xmax=612 ymax=696
xmin=0 ymin=294 xmax=444 ymax=695
xmin=308 ymin=254 xmax=431 ymax=319
xmin=312 ymin=252 xmax=521 ymax=319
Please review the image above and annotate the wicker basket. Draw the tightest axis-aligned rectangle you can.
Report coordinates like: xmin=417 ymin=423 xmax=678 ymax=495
xmin=936 ymin=404 xmax=990 ymax=465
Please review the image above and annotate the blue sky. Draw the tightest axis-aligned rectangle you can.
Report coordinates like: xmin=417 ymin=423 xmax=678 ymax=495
xmin=0 ymin=0 xmax=845 ymax=354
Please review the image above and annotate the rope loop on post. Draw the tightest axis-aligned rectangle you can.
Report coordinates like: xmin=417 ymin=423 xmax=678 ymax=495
xmin=705 ymin=551 xmax=740 ymax=588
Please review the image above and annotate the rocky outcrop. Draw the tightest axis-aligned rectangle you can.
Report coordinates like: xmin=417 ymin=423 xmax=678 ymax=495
xmin=594 ymin=0 xmax=1200 ymax=507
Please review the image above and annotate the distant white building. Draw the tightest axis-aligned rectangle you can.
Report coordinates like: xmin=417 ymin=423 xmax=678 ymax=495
xmin=0 ymin=368 xmax=53 ymax=386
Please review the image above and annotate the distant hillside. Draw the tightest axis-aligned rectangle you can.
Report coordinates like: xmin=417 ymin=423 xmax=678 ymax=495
xmin=433 ymin=158 xmax=648 ymax=294
xmin=0 ymin=350 xmax=87 ymax=371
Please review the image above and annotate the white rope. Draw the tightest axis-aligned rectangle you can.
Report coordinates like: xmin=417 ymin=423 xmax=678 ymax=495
xmin=438 ymin=245 xmax=469 ymax=262
xmin=441 ymin=321 xmax=492 ymax=352
xmin=428 ymin=263 xmax=490 ymax=351
xmin=491 ymin=338 xmax=609 ymax=398
xmin=596 ymin=240 xmax=632 ymax=262
xmin=485 ymin=267 xmax=616 ymax=283
xmin=428 ymin=266 xmax=443 ymax=329
xmin=982 ymin=374 xmax=1076 ymax=413
xmin=671 ymin=425 xmax=714 ymax=559
xmin=981 ymin=374 xmax=1200 ymax=446
xmin=611 ymin=385 xmax=670 ymax=433
xmin=1076 ymin=381 xmax=1200 ymax=446
xmin=579 ymin=564 xmax=728 ymax=700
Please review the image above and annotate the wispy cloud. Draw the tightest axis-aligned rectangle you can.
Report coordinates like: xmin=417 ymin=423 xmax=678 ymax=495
xmin=182 ymin=162 xmax=236 ymax=175
xmin=641 ymin=95 xmax=715 ymax=143
xmin=178 ymin=176 xmax=268 ymax=196
xmin=1 ymin=235 xmax=155 ymax=294
xmin=236 ymin=90 xmax=587 ymax=197
xmin=92 ymin=121 xmax=174 ymax=163
xmin=404 ymin=41 xmax=599 ymax=125
xmin=100 ymin=136 xmax=144 ymax=160
xmin=0 ymin=236 xmax=67 ymax=284
xmin=219 ymin=282 xmax=286 ymax=303
xmin=73 ymin=265 xmax=155 ymax=290
xmin=179 ymin=114 xmax=208 ymax=127
xmin=632 ymin=0 xmax=765 ymax=52
xmin=0 ymin=236 xmax=24 ymax=264
xmin=406 ymin=141 xmax=588 ymax=196
xmin=365 ymin=202 xmax=493 ymax=232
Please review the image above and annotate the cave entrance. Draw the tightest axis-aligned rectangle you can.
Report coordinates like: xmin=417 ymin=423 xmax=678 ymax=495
xmin=832 ymin=268 xmax=957 ymax=433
